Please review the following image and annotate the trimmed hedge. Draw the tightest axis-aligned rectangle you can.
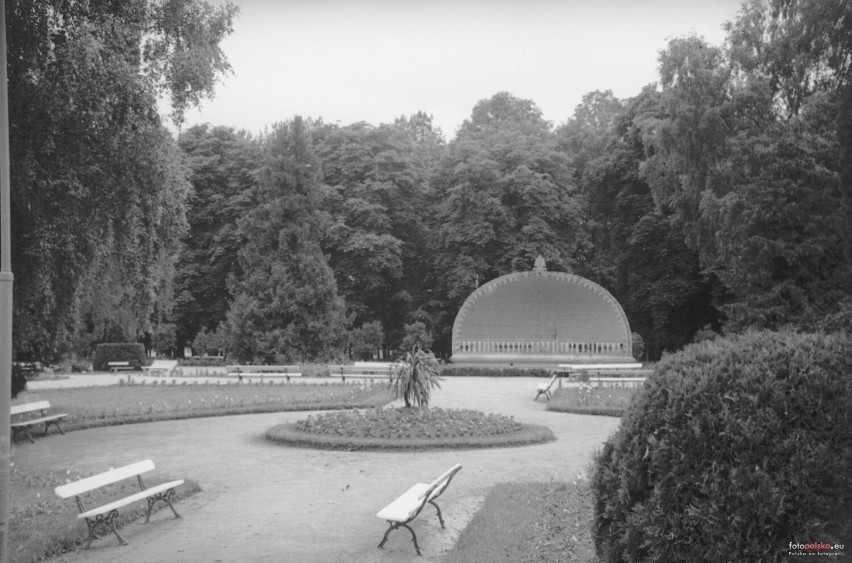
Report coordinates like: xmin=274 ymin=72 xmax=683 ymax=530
xmin=592 ymin=330 xmax=852 ymax=562
xmin=440 ymin=366 xmax=552 ymax=378
xmin=93 ymin=343 xmax=146 ymax=371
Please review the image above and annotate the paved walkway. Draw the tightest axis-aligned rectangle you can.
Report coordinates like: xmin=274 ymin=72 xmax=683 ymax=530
xmin=18 ymin=377 xmax=621 ymax=563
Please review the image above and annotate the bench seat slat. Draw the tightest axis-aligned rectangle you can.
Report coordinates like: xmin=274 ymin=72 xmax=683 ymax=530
xmin=77 ymin=480 xmax=185 ymax=519
xmin=377 ymin=483 xmax=429 ymax=522
xmin=55 ymin=460 xmax=156 ymax=499
xmin=11 ymin=413 xmax=66 ymax=427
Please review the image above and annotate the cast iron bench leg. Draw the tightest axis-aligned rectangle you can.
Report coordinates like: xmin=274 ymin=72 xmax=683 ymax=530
xmin=84 ymin=510 xmax=127 ymax=548
xmin=378 ymin=522 xmax=422 ymax=556
xmin=429 ymin=500 xmax=445 ymax=528
xmin=145 ymin=488 xmax=182 ymax=523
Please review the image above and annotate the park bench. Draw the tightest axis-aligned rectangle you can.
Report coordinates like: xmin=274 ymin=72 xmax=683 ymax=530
xmin=108 ymin=361 xmax=135 ymax=373
xmin=377 ymin=463 xmax=462 ymax=556
xmin=534 ymin=373 xmax=559 ymax=401
xmin=11 ymin=401 xmax=67 ymax=443
xmin=558 ymin=363 xmax=651 ymax=388
xmin=227 ymin=365 xmax=302 ymax=382
xmin=329 ymin=361 xmax=398 ymax=382
xmin=142 ymin=359 xmax=179 ymax=377
xmin=588 ymin=376 xmax=649 ymax=388
xmin=13 ymin=361 xmax=41 ymax=379
xmin=54 ymin=459 xmax=184 ymax=548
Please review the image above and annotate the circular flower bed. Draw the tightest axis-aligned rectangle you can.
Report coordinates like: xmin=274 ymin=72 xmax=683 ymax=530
xmin=266 ymin=407 xmax=555 ymax=451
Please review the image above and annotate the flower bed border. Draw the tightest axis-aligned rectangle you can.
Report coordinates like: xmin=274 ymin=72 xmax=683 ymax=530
xmin=265 ymin=422 xmax=555 ymax=451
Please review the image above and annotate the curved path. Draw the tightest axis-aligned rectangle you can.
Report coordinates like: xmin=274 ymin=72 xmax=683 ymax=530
xmin=21 ymin=377 xmax=621 ymax=563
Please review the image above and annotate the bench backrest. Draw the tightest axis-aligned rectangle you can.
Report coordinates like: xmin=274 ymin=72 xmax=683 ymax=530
xmin=55 ymin=459 xmax=155 ymax=499
xmin=227 ymin=365 xmax=299 ymax=371
xmin=543 ymin=373 xmax=558 ymax=390
xmin=559 ymin=363 xmax=643 ymax=370
xmin=149 ymin=360 xmax=178 ymax=369
xmin=11 ymin=401 xmax=51 ymax=416
xmin=419 ymin=463 xmax=462 ymax=503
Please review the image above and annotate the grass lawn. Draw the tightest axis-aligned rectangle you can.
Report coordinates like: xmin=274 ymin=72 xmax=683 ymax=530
xmin=9 ymin=381 xmax=389 ymax=563
xmin=445 ymin=478 xmax=598 ymax=562
xmin=546 ymin=385 xmax=639 ymax=417
xmin=14 ymin=380 xmax=389 ymax=433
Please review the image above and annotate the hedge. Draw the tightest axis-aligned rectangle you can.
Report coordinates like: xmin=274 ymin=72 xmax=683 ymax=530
xmin=93 ymin=343 xmax=146 ymax=371
xmin=592 ymin=330 xmax=852 ymax=562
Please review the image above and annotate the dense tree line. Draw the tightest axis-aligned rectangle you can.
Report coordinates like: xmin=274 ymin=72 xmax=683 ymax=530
xmin=9 ymin=0 xmax=852 ymax=362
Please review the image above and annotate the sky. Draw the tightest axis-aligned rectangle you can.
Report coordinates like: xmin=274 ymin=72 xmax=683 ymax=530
xmin=176 ymin=0 xmax=745 ymax=140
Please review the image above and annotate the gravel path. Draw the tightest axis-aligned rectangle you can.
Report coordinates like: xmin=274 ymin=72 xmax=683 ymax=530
xmin=20 ymin=377 xmax=621 ymax=563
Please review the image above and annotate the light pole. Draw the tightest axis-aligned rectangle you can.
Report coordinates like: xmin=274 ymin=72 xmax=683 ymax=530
xmin=0 ymin=0 xmax=13 ymax=560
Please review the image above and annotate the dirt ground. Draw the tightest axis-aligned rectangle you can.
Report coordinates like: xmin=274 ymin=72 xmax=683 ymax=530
xmin=18 ymin=377 xmax=621 ymax=563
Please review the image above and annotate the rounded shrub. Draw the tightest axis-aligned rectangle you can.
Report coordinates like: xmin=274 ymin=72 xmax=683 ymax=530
xmin=592 ymin=330 xmax=852 ymax=562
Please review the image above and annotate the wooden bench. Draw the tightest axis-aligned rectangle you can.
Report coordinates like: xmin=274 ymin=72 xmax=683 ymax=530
xmin=377 ymin=463 xmax=462 ymax=556
xmin=13 ymin=361 xmax=42 ymax=379
xmin=108 ymin=361 xmax=135 ymax=373
xmin=226 ymin=365 xmax=302 ymax=382
xmin=535 ymin=373 xmax=559 ymax=401
xmin=11 ymin=401 xmax=67 ymax=443
xmin=589 ymin=376 xmax=649 ymax=388
xmin=142 ymin=359 xmax=179 ymax=377
xmin=54 ymin=459 xmax=184 ymax=548
xmin=329 ymin=361 xmax=398 ymax=382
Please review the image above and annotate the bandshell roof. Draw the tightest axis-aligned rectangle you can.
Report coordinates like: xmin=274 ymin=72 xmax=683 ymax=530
xmin=452 ymin=270 xmax=631 ymax=350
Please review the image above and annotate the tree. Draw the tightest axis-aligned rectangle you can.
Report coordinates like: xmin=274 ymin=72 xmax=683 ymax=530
xmin=6 ymin=0 xmax=237 ymax=359
xmin=225 ymin=118 xmax=347 ymax=362
xmin=316 ymin=118 xmax=439 ymax=349
xmin=401 ymin=321 xmax=433 ymax=353
xmin=432 ymin=93 xmax=587 ymax=301
xmin=349 ymin=321 xmax=384 ymax=360
xmin=174 ymin=125 xmax=259 ymax=352
xmin=700 ymin=122 xmax=847 ymax=330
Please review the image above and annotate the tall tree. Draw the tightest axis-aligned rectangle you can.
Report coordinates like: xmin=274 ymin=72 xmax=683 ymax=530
xmin=226 ymin=118 xmax=347 ymax=362
xmin=316 ymin=116 xmax=440 ymax=352
xmin=173 ymin=125 xmax=259 ymax=352
xmin=6 ymin=0 xmax=237 ymax=358
xmin=430 ymin=93 xmax=587 ymax=353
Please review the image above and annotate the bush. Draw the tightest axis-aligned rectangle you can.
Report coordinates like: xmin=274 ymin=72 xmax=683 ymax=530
xmin=592 ymin=330 xmax=852 ymax=562
xmin=92 ymin=343 xmax=146 ymax=371
xmin=631 ymin=331 xmax=644 ymax=361
xmin=440 ymin=366 xmax=552 ymax=378
xmin=11 ymin=364 xmax=27 ymax=398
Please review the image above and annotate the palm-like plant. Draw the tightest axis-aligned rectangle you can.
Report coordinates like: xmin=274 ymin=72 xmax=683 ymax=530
xmin=390 ymin=347 xmax=442 ymax=408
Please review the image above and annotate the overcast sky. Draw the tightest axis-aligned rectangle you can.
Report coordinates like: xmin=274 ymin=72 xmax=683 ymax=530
xmin=177 ymin=0 xmax=745 ymax=139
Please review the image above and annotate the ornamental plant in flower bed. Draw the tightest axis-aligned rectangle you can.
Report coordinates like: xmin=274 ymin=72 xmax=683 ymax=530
xmin=266 ymin=407 xmax=555 ymax=450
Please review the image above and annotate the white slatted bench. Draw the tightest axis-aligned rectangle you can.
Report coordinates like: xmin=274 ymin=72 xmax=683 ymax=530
xmin=142 ymin=359 xmax=179 ymax=377
xmin=558 ymin=363 xmax=651 ymax=388
xmin=535 ymin=373 xmax=559 ymax=401
xmin=227 ymin=365 xmax=301 ymax=382
xmin=329 ymin=361 xmax=398 ymax=382
xmin=108 ymin=361 xmax=135 ymax=373
xmin=54 ymin=459 xmax=184 ymax=548
xmin=377 ymin=463 xmax=462 ymax=556
xmin=11 ymin=401 xmax=67 ymax=443
xmin=589 ymin=376 xmax=649 ymax=388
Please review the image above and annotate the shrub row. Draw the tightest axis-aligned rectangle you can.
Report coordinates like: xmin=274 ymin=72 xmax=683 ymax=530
xmin=592 ymin=330 xmax=852 ymax=562
xmin=92 ymin=343 xmax=145 ymax=371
